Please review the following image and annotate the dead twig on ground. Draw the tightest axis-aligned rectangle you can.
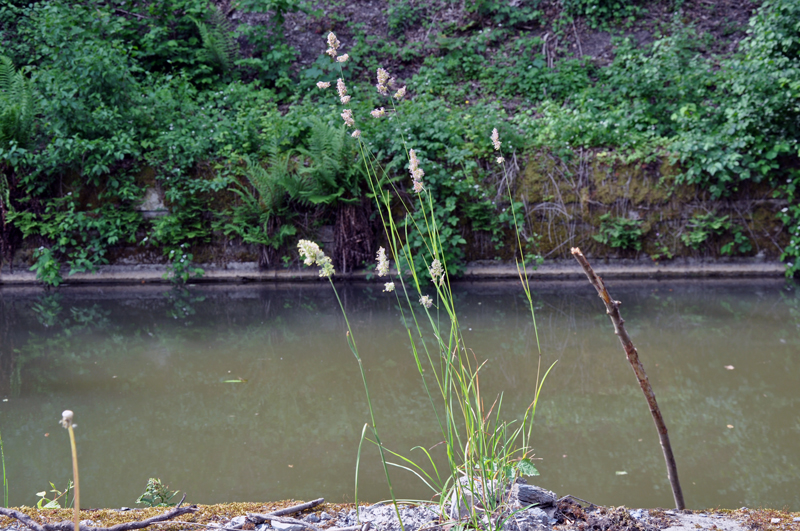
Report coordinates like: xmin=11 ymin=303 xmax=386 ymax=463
xmin=570 ymin=247 xmax=686 ymax=510
xmin=247 ymin=498 xmax=326 ymax=530
xmin=0 ymin=506 xmax=199 ymax=531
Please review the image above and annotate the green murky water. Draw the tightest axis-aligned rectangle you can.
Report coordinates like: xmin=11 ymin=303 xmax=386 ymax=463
xmin=0 ymin=279 xmax=798 ymax=510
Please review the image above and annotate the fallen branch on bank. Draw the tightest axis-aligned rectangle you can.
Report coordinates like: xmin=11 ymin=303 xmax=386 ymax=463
xmin=570 ymin=247 xmax=685 ymax=510
xmin=254 ymin=498 xmax=325 ymax=518
xmin=0 ymin=505 xmax=198 ymax=531
xmin=246 ymin=498 xmax=370 ymax=531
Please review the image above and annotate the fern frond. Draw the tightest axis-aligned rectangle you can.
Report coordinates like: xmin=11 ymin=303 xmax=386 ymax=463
xmin=0 ymin=55 xmax=35 ymax=148
xmin=192 ymin=8 xmax=238 ymax=73
xmin=0 ymin=173 xmax=9 ymax=211
xmin=240 ymin=149 xmax=289 ymax=212
xmin=0 ymin=56 xmax=14 ymax=93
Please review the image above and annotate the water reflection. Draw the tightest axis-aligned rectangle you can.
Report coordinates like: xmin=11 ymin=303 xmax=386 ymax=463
xmin=0 ymin=280 xmax=797 ymax=511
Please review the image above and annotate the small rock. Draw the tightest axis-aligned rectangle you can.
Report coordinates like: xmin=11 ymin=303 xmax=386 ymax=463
xmin=770 ymin=518 xmax=781 ymax=524
xmin=319 ymin=512 xmax=332 ymax=521
xmin=272 ymin=522 xmax=305 ymax=531
xmin=793 ymin=517 xmax=800 ymax=523
xmin=450 ymin=476 xmax=501 ymax=519
xmin=230 ymin=516 xmax=248 ymax=529
xmin=256 ymin=524 xmax=271 ymax=531
xmin=119 ymin=508 xmax=132 ymax=512
xmin=80 ymin=521 xmax=96 ymax=528
xmin=304 ymin=514 xmax=320 ymax=523
xmin=629 ymin=510 xmax=647 ymax=521
xmin=513 ymin=507 xmax=551 ymax=531
xmin=356 ymin=504 xmax=438 ymax=531
xmin=511 ymin=484 xmax=557 ymax=507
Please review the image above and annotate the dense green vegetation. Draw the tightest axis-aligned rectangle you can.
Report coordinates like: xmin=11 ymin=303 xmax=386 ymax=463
xmin=0 ymin=0 xmax=798 ymax=285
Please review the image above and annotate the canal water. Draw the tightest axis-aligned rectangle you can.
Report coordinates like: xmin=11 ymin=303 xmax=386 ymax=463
xmin=0 ymin=279 xmax=797 ymax=510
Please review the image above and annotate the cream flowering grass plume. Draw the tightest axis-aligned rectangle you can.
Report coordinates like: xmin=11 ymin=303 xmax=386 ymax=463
xmin=376 ymin=247 xmax=390 ymax=276
xmin=297 ymin=240 xmax=335 ymax=278
xmin=316 ymin=81 xmax=331 ymax=89
xmin=326 ymin=32 xmax=340 ymax=58
xmin=419 ymin=295 xmax=433 ymax=308
xmin=384 ymin=282 xmax=395 ymax=292
xmin=370 ymin=107 xmax=386 ymax=118
xmin=341 ymin=109 xmax=354 ymax=127
xmin=393 ymin=86 xmax=406 ymax=100
xmin=336 ymin=53 xmax=349 ymax=63
xmin=429 ymin=259 xmax=444 ymax=286
xmin=491 ymin=128 xmax=505 ymax=164
xmin=409 ymin=149 xmax=424 ymax=192
xmin=376 ymin=68 xmax=390 ymax=95
xmin=491 ymin=128 xmax=502 ymax=151
xmin=337 ymin=78 xmax=349 ymax=103
xmin=351 ymin=129 xmax=361 ymax=138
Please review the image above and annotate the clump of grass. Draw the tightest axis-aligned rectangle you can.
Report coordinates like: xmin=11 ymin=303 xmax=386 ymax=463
xmin=300 ymin=30 xmax=555 ymax=530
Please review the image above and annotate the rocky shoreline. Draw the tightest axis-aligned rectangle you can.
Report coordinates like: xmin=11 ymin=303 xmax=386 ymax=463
xmin=3 ymin=483 xmax=799 ymax=531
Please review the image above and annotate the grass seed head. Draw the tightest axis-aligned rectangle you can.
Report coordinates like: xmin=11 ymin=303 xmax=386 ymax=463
xmin=376 ymin=247 xmax=390 ymax=276
xmin=60 ymin=410 xmax=74 ymax=429
xmin=341 ymin=109 xmax=354 ymax=127
xmin=491 ymin=128 xmax=502 ymax=151
xmin=326 ymin=32 xmax=340 ymax=58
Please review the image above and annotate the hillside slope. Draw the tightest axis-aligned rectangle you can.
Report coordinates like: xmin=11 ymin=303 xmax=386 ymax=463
xmin=0 ymin=0 xmax=797 ymax=285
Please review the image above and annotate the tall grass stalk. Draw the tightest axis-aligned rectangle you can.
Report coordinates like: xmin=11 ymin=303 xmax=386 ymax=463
xmin=60 ymin=411 xmax=80 ymax=531
xmin=301 ymin=31 xmax=555 ymax=529
xmin=0 ymin=427 xmax=8 ymax=507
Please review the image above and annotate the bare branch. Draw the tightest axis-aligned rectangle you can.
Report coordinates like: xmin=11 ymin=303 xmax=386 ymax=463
xmin=266 ymin=498 xmax=324 ymax=517
xmin=0 ymin=508 xmax=47 ymax=531
xmin=246 ymin=514 xmax=321 ymax=531
xmin=0 ymin=505 xmax=199 ymax=531
xmin=570 ymin=247 xmax=685 ymax=510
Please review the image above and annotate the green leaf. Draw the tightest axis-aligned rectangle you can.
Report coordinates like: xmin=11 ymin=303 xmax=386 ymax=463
xmin=516 ymin=458 xmax=539 ymax=476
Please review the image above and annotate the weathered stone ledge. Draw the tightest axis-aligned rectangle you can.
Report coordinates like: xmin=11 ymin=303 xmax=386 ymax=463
xmin=0 ymin=257 xmax=787 ymax=285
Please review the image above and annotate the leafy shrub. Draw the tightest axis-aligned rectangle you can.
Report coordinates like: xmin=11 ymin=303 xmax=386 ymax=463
xmin=680 ymin=212 xmax=730 ymax=250
xmin=593 ymin=213 xmax=644 ymax=251
xmin=777 ymin=179 xmax=800 ymax=277
xmin=136 ymin=478 xmax=180 ymax=508
xmin=680 ymin=211 xmax=753 ymax=255
xmin=10 ymin=195 xmax=142 ymax=286
xmin=561 ymin=0 xmax=650 ymax=28
xmin=387 ymin=0 xmax=429 ymax=37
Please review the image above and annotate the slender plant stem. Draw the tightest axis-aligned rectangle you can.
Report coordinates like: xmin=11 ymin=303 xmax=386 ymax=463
xmin=0 ymin=427 xmax=7 ymax=507
xmin=570 ymin=247 xmax=685 ymax=510
xmin=67 ymin=426 xmax=80 ymax=530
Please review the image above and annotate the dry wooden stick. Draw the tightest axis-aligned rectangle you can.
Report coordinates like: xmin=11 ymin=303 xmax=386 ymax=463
xmin=247 ymin=497 xmax=324 ymax=524
xmin=246 ymin=513 xmax=322 ymax=531
xmin=570 ymin=247 xmax=686 ymax=510
xmin=264 ymin=498 xmax=324 ymax=517
xmin=0 ymin=505 xmax=198 ymax=531
xmin=155 ymin=522 xmax=369 ymax=531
